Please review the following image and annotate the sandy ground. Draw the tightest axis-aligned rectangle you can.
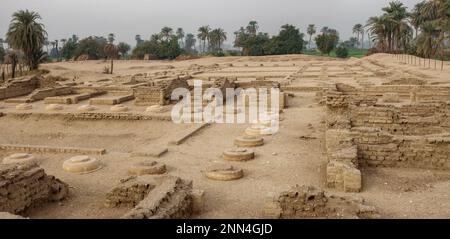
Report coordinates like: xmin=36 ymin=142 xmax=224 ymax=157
xmin=1 ymin=53 xmax=450 ymax=218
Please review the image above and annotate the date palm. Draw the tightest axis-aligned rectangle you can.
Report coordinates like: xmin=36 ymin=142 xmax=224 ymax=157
xmin=246 ymin=21 xmax=259 ymax=36
xmin=184 ymin=33 xmax=196 ymax=53
xmin=209 ymin=28 xmax=227 ymax=51
xmin=176 ymin=28 xmax=185 ymax=47
xmin=197 ymin=25 xmax=210 ymax=53
xmin=108 ymin=33 xmax=115 ymax=44
xmin=353 ymin=24 xmax=363 ymax=48
xmin=135 ymin=34 xmax=143 ymax=46
xmin=160 ymin=27 xmax=173 ymax=41
xmin=6 ymin=10 xmax=47 ymax=70
xmin=307 ymin=24 xmax=316 ymax=49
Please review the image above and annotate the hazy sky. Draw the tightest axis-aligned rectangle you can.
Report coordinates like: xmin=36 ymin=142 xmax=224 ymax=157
xmin=1 ymin=0 xmax=420 ymax=46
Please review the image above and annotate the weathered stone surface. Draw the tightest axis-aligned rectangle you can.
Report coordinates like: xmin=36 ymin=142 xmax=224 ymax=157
xmin=264 ymin=185 xmax=378 ymax=219
xmin=0 ymin=163 xmax=69 ymax=214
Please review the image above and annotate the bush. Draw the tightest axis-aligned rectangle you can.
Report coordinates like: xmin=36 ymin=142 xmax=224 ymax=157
xmin=213 ymin=50 xmax=225 ymax=57
xmin=315 ymin=30 xmax=339 ymax=55
xmin=132 ymin=36 xmax=181 ymax=60
xmin=74 ymin=36 xmax=107 ymax=60
xmin=335 ymin=46 xmax=349 ymax=58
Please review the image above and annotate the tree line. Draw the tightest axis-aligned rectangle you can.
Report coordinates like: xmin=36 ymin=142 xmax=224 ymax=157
xmin=1 ymin=1 xmax=448 ymax=78
xmin=364 ymin=0 xmax=449 ymax=63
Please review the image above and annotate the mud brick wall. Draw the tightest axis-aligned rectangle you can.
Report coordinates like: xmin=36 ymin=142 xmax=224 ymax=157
xmin=0 ymin=77 xmax=39 ymax=100
xmin=134 ymin=87 xmax=165 ymax=106
xmin=0 ymin=144 xmax=106 ymax=155
xmin=134 ymin=78 xmax=189 ymax=106
xmin=353 ymin=128 xmax=450 ymax=169
xmin=30 ymin=86 xmax=73 ymax=102
xmin=113 ymin=176 xmax=193 ymax=219
xmin=105 ymin=179 xmax=155 ymax=208
xmin=264 ymin=185 xmax=378 ymax=219
xmin=325 ymin=129 xmax=361 ymax=192
xmin=0 ymin=163 xmax=68 ymax=214
xmin=350 ymin=103 xmax=449 ymax=135
xmin=6 ymin=112 xmax=173 ymax=121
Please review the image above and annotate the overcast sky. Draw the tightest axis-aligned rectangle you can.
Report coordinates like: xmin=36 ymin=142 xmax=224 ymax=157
xmin=1 ymin=0 xmax=420 ymax=46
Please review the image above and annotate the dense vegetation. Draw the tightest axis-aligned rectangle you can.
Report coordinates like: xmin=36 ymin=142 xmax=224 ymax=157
xmin=366 ymin=0 xmax=449 ymax=61
xmin=1 ymin=0 xmax=448 ymax=76
xmin=234 ymin=22 xmax=305 ymax=56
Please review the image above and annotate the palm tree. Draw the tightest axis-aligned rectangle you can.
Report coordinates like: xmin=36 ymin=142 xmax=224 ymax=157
xmin=160 ymin=27 xmax=173 ymax=41
xmin=208 ymin=28 xmax=227 ymax=52
xmin=103 ymin=43 xmax=118 ymax=74
xmin=353 ymin=24 xmax=364 ymax=49
xmin=60 ymin=38 xmax=67 ymax=48
xmin=6 ymin=10 xmax=47 ymax=70
xmin=382 ymin=1 xmax=410 ymax=51
xmin=420 ymin=0 xmax=450 ymax=68
xmin=108 ymin=33 xmax=115 ymax=44
xmin=321 ymin=26 xmax=330 ymax=34
xmin=184 ymin=33 xmax=196 ymax=53
xmin=366 ymin=1 xmax=411 ymax=53
xmin=135 ymin=35 xmax=143 ymax=46
xmin=410 ymin=1 xmax=426 ymax=39
xmin=307 ymin=24 xmax=316 ymax=49
xmin=71 ymin=34 xmax=79 ymax=43
xmin=246 ymin=21 xmax=259 ymax=35
xmin=117 ymin=42 xmax=131 ymax=59
xmin=215 ymin=28 xmax=227 ymax=51
xmin=176 ymin=28 xmax=185 ymax=47
xmin=197 ymin=25 xmax=210 ymax=53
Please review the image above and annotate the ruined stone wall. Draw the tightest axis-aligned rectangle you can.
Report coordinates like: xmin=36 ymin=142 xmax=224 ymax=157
xmin=350 ymin=103 xmax=449 ymax=135
xmin=0 ymin=163 xmax=69 ymax=214
xmin=0 ymin=77 xmax=39 ymax=100
xmin=106 ymin=176 xmax=193 ymax=219
xmin=134 ymin=78 xmax=189 ymax=106
xmin=324 ymin=83 xmax=450 ymax=185
xmin=353 ymin=128 xmax=450 ymax=169
xmin=325 ymin=87 xmax=362 ymax=192
xmin=264 ymin=185 xmax=378 ymax=219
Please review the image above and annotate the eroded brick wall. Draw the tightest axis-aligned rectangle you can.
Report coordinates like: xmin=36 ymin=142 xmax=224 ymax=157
xmin=0 ymin=163 xmax=69 ymax=214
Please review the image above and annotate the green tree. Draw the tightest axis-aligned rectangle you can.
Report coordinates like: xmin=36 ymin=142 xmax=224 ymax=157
xmin=60 ymin=39 xmax=78 ymax=60
xmin=132 ymin=33 xmax=181 ymax=60
xmin=307 ymin=24 xmax=316 ymax=49
xmin=265 ymin=24 xmax=304 ymax=55
xmin=160 ymin=27 xmax=173 ymax=41
xmin=6 ymin=10 xmax=47 ymax=70
xmin=74 ymin=36 xmax=107 ymax=59
xmin=353 ymin=23 xmax=364 ymax=49
xmin=117 ymin=42 xmax=131 ymax=59
xmin=209 ymin=28 xmax=227 ymax=52
xmin=135 ymin=34 xmax=143 ymax=46
xmin=315 ymin=28 xmax=339 ymax=55
xmin=176 ymin=28 xmax=185 ymax=48
xmin=246 ymin=21 xmax=259 ymax=35
xmin=197 ymin=25 xmax=210 ymax=53
xmin=108 ymin=33 xmax=115 ymax=43
xmin=184 ymin=33 xmax=197 ymax=54
xmin=335 ymin=45 xmax=349 ymax=58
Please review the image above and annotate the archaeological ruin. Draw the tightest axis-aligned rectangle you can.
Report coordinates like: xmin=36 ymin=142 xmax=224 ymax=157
xmin=1 ymin=53 xmax=450 ymax=219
